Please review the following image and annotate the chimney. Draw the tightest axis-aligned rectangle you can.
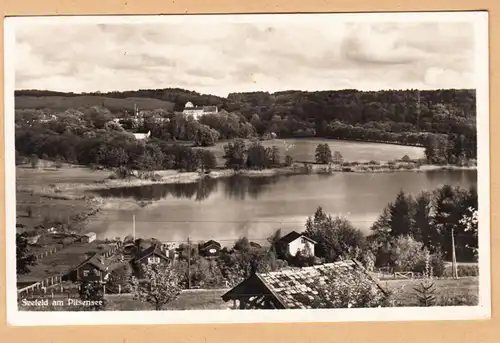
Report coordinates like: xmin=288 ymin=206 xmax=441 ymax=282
xmin=249 ymin=259 xmax=258 ymax=276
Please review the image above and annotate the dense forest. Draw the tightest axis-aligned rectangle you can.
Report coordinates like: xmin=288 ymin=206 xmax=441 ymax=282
xmin=15 ymin=88 xmax=477 ymax=166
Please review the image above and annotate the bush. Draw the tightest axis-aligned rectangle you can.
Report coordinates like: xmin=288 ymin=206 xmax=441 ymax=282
xmin=313 ymin=267 xmax=388 ymax=308
xmin=442 ymin=264 xmax=479 ymax=277
xmin=437 ymin=293 xmax=478 ymax=306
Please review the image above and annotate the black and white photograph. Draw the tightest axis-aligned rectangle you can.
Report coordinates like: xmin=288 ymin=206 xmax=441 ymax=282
xmin=4 ymin=11 xmax=490 ymax=325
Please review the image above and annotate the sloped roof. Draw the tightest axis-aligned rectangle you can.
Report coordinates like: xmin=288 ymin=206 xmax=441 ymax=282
xmin=200 ymin=240 xmax=222 ymax=250
xmin=134 ymin=244 xmax=169 ymax=262
xmin=278 ymin=231 xmax=317 ymax=244
xmin=222 ymin=260 xmax=386 ymax=309
xmin=69 ymin=253 xmax=108 ymax=273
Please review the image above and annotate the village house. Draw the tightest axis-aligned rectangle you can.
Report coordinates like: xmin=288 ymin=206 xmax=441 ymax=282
xmin=221 ymin=260 xmax=386 ymax=310
xmin=80 ymin=232 xmax=97 ymax=243
xmin=277 ymin=231 xmax=316 ymax=258
xmin=132 ymin=131 xmax=151 ymax=140
xmin=131 ymin=243 xmax=169 ymax=267
xmin=62 ymin=253 xmax=109 ymax=283
xmin=182 ymin=101 xmax=218 ymax=120
xmin=199 ymin=240 xmax=222 ymax=258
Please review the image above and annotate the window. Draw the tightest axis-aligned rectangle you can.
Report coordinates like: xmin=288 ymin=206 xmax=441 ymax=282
xmin=83 ymin=270 xmax=89 ymax=277
xmin=148 ymin=256 xmax=161 ymax=264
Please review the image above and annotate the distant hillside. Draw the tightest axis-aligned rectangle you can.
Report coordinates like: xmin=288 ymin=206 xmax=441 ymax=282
xmin=15 ymin=88 xmax=224 ymax=112
xmin=15 ymin=95 xmax=175 ymax=112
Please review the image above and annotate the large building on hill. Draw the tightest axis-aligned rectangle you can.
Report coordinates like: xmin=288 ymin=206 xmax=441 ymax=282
xmin=182 ymin=101 xmax=218 ymax=120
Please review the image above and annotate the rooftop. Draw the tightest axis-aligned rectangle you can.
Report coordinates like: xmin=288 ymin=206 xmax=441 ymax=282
xmin=278 ymin=231 xmax=317 ymax=244
xmin=222 ymin=260 xmax=386 ymax=309
xmin=134 ymin=244 xmax=169 ymax=262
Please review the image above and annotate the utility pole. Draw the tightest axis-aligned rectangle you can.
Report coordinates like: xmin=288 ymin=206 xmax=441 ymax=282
xmin=416 ymin=90 xmax=420 ymax=133
xmin=451 ymin=227 xmax=458 ymax=279
xmin=187 ymin=237 xmax=191 ymax=289
xmin=133 ymin=214 xmax=136 ymax=241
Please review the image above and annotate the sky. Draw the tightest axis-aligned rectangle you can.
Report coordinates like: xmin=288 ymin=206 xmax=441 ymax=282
xmin=13 ymin=15 xmax=478 ymax=97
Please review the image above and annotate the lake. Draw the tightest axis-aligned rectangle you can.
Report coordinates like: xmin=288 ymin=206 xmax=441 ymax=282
xmin=88 ymin=169 xmax=477 ymax=246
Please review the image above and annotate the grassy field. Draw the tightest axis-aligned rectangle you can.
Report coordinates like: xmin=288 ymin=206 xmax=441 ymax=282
xmin=383 ymin=277 xmax=479 ymax=306
xmin=15 ymin=95 xmax=175 ymax=112
xmin=18 ymin=277 xmax=479 ymax=311
xmin=16 ymin=164 xmax=111 ymax=231
xmin=17 ymin=240 xmax=114 ymax=283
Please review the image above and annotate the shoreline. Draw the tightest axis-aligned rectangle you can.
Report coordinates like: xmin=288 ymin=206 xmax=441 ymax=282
xmin=19 ymin=162 xmax=477 ymax=196
xmin=15 ymin=161 xmax=477 ymax=234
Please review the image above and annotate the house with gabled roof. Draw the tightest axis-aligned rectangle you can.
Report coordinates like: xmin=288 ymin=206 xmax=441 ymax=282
xmin=221 ymin=260 xmax=386 ymax=310
xmin=62 ymin=253 xmax=109 ymax=283
xmin=199 ymin=240 xmax=222 ymax=257
xmin=132 ymin=243 xmax=169 ymax=267
xmin=277 ymin=231 xmax=317 ymax=258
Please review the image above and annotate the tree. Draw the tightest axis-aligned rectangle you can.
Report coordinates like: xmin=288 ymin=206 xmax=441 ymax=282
xmin=459 ymin=206 xmax=479 ymax=260
xmin=130 ymin=263 xmax=182 ymax=310
xmin=332 ymin=151 xmax=343 ymax=164
xmin=16 ymin=232 xmax=37 ymax=274
xmin=268 ymin=145 xmax=281 ymax=167
xmin=315 ymin=143 xmax=332 ymax=164
xmin=194 ymin=124 xmax=220 ymax=147
xmin=388 ymin=190 xmax=414 ymax=236
xmin=312 ymin=267 xmax=388 ymax=308
xmin=412 ymin=191 xmax=438 ymax=250
xmin=78 ymin=280 xmax=106 ymax=311
xmin=107 ymin=263 xmax=133 ymax=292
xmin=388 ymin=236 xmax=428 ymax=272
xmin=284 ymin=154 xmax=294 ymax=167
xmin=223 ymin=139 xmax=247 ymax=170
xmin=247 ymin=141 xmax=269 ymax=169
xmin=197 ymin=149 xmax=217 ymax=172
xmin=304 ymin=207 xmax=365 ymax=262
xmin=433 ymin=185 xmax=462 ymax=260
xmin=233 ymin=236 xmax=251 ymax=252
xmin=30 ymin=154 xmax=40 ymax=169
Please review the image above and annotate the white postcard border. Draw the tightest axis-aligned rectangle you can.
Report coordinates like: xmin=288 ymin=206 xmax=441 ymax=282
xmin=4 ymin=11 xmax=491 ymax=326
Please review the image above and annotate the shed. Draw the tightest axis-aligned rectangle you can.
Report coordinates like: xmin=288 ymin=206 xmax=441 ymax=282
xmin=81 ymin=232 xmax=97 ymax=243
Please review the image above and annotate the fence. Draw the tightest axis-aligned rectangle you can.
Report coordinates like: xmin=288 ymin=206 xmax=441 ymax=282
xmin=34 ymin=247 xmax=60 ymax=261
xmin=18 ymin=275 xmax=65 ymax=296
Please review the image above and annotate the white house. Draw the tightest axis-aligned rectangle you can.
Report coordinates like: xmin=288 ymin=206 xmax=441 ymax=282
xmin=132 ymin=131 xmax=151 ymax=140
xmin=277 ymin=231 xmax=316 ymax=257
xmin=81 ymin=232 xmax=97 ymax=243
xmin=182 ymin=101 xmax=218 ymax=120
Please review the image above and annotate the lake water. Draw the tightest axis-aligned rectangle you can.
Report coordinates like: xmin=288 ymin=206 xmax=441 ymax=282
xmin=88 ymin=169 xmax=477 ymax=247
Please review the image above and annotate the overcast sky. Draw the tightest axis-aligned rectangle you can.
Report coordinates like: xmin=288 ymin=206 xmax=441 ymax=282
xmin=14 ymin=17 xmax=476 ymax=97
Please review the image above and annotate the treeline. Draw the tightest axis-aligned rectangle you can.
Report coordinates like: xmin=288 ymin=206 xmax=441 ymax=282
xmin=424 ymin=133 xmax=477 ymax=165
xmin=263 ymin=184 xmax=479 ymax=277
xmin=16 ymin=87 xmax=478 ymax=164
xmin=15 ymin=88 xmax=225 ymax=112
xmin=368 ymin=185 xmax=478 ymax=264
xmin=15 ymin=127 xmax=217 ymax=173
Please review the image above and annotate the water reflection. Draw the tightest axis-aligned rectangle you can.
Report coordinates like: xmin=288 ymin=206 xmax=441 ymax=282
xmin=93 ymin=175 xmax=281 ymax=202
xmin=223 ymin=175 xmax=280 ymax=200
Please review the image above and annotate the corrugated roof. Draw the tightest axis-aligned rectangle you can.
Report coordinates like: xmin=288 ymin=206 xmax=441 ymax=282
xmin=255 ymin=260 xmax=386 ymax=309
